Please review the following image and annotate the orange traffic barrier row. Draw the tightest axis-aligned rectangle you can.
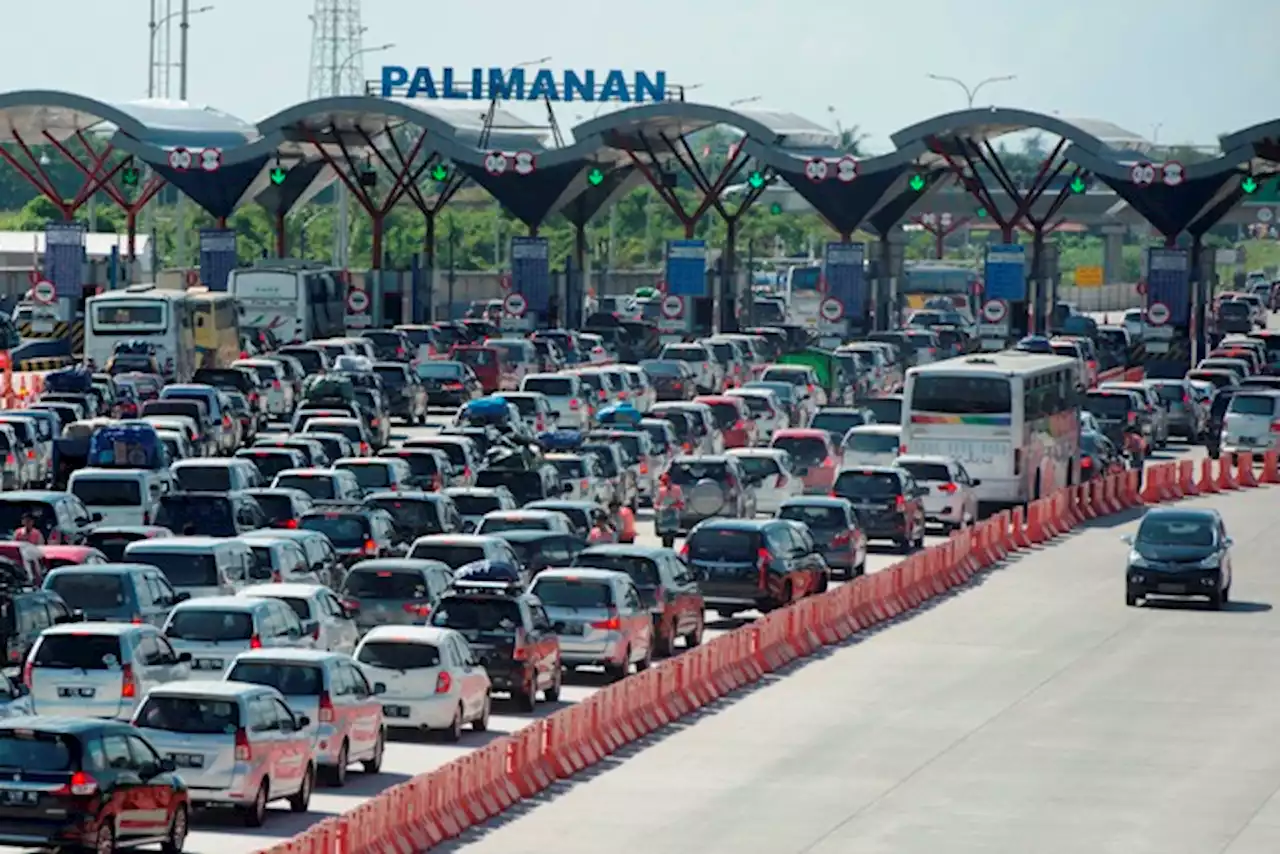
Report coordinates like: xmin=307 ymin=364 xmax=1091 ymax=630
xmin=262 ymin=460 xmax=1275 ymax=854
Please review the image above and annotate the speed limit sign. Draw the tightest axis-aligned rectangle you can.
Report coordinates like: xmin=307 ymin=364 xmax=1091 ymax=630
xmin=661 ymin=294 xmax=683 ymax=319
xmin=819 ymin=297 xmax=844 ymax=322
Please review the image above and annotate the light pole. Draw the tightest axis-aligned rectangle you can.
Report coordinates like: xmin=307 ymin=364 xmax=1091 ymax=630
xmin=926 ymin=73 xmax=1016 ymax=108
xmin=148 ymin=1 xmax=212 ymax=98
xmin=729 ymin=96 xmax=761 ymax=107
xmin=337 ymin=42 xmax=395 ymax=80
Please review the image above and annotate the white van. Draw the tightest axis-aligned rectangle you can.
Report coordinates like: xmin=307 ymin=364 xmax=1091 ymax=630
xmin=840 ymin=424 xmax=903 ymax=468
xmin=162 ymin=596 xmax=312 ymax=677
xmin=520 ymin=373 xmax=591 ymax=429
xmin=68 ymin=468 xmax=170 ymax=527
xmin=124 ymin=536 xmax=267 ymax=599
xmin=171 ymin=458 xmax=262 ymax=493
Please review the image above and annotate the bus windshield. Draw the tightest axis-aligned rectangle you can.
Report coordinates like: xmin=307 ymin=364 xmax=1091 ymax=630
xmin=93 ymin=301 xmax=167 ymax=330
xmin=787 ymin=267 xmax=821 ymax=293
xmin=909 ymin=375 xmax=1012 ymax=414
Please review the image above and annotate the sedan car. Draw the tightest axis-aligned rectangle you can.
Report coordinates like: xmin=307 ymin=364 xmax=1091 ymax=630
xmin=1123 ymin=507 xmax=1232 ymax=608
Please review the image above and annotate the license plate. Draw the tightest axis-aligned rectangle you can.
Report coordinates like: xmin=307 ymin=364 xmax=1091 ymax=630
xmin=57 ymin=687 xmax=94 ymax=698
xmin=196 ymin=659 xmax=224 ymax=670
xmin=558 ymin=623 xmax=586 ymax=636
xmin=167 ymin=753 xmax=204 ymax=768
xmin=1239 ymin=436 xmax=1258 ymax=445
xmin=0 ymin=789 xmax=38 ymax=805
xmin=382 ymin=704 xmax=411 ymax=718
xmin=1157 ymin=583 xmax=1186 ymax=594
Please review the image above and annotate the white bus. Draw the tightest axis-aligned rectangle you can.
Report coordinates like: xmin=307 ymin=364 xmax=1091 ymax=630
xmin=900 ymin=351 xmax=1081 ymax=506
xmin=227 ymin=260 xmax=347 ymax=344
xmin=85 ymin=285 xmax=197 ymax=381
xmin=783 ymin=264 xmax=822 ymax=330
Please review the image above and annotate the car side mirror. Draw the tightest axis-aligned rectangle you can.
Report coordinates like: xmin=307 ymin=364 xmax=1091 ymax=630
xmin=1119 ymin=534 xmax=1134 ymax=545
xmin=373 ymin=682 xmax=387 ymax=695
xmin=175 ymin=592 xmax=192 ymax=603
xmin=177 ymin=652 xmax=193 ymax=663
xmin=1224 ymin=537 xmax=1235 ymax=548
xmin=296 ymin=714 xmax=311 ymax=728
xmin=157 ymin=758 xmax=176 ymax=774
xmin=970 ymin=478 xmax=982 ymax=486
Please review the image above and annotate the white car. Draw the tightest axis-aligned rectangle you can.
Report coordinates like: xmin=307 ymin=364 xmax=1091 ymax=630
xmin=499 ymin=391 xmax=559 ymax=433
xmin=233 ymin=358 xmax=295 ymax=419
xmin=163 ymin=596 xmax=313 ymax=677
xmin=236 ymin=535 xmax=316 ymax=584
xmin=893 ymin=454 xmax=981 ymax=531
xmin=133 ymin=681 xmax=315 ymax=825
xmin=520 ymin=373 xmax=594 ymax=429
xmin=726 ymin=447 xmax=803 ymax=514
xmin=272 ymin=468 xmax=365 ymax=503
xmin=355 ymin=625 xmax=492 ymax=740
xmin=658 ymin=342 xmax=720 ymax=393
xmin=226 ymin=648 xmax=386 ymax=786
xmin=239 ymin=583 xmax=361 ymax=655
xmin=27 ymin=623 xmax=192 ymax=720
xmin=840 ymin=424 xmax=902 ymax=468
xmin=546 ymin=452 xmax=611 ymax=504
xmin=1221 ymin=390 xmax=1280 ymax=455
xmin=725 ymin=387 xmax=790 ymax=441
xmin=68 ymin=467 xmax=168 ymax=527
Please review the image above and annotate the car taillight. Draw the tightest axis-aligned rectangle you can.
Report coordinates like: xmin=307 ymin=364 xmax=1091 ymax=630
xmin=273 ymin=571 xmax=284 ymax=583
xmin=776 ymin=473 xmax=788 ymax=487
xmin=249 ymin=635 xmax=262 ymax=649
xmin=591 ymin=611 xmax=621 ymax=631
xmin=364 ymin=539 xmax=378 ymax=555
xmin=821 ymin=456 xmax=835 ymax=468
xmin=569 ymin=398 xmax=581 ymax=410
xmin=120 ymin=664 xmax=136 ymax=698
xmin=443 ymin=382 xmax=463 ymax=390
xmin=131 ymin=615 xmax=144 ymax=625
xmin=639 ymin=460 xmax=649 ymax=475
xmin=4 ymin=455 xmax=12 ymax=466
xmin=1183 ymin=394 xmax=1191 ymax=406
xmin=937 ymin=482 xmax=957 ymax=493
xmin=318 ymin=691 xmax=335 ymax=723
xmin=725 ymin=475 xmax=738 ymax=490
xmin=536 ymin=416 xmax=545 ymax=431
xmin=682 ymin=442 xmax=693 ymax=453
xmin=435 ymin=671 xmax=452 ymax=693
xmin=235 ymin=727 xmax=252 ymax=761
xmin=1271 ymin=419 xmax=1280 ymax=433
xmin=396 ymin=346 xmax=406 ymax=358
xmin=1081 ymin=456 xmax=1094 ymax=469
xmin=403 ymin=602 xmax=432 ymax=617
xmin=580 ymin=478 xmax=589 ymax=491
xmin=895 ymin=495 xmax=906 ymax=510
xmin=831 ymin=530 xmax=851 ymax=546
xmin=806 ymin=384 xmax=815 ymax=395
xmin=25 ymin=450 xmax=33 ymax=461
xmin=756 ymin=547 xmax=770 ymax=592
xmin=22 ymin=661 xmax=32 ymax=689
xmin=513 ymin=628 xmax=528 ymax=660
xmin=59 ymin=771 xmax=99 ymax=797
xmin=618 ymin=390 xmax=629 ymax=400
xmin=1127 ymin=412 xmax=1137 ymax=425
xmin=678 ymin=542 xmax=689 ymax=559
xmin=285 ymin=518 xmax=299 ymax=529
xmin=598 ymin=390 xmax=607 ymax=401
xmin=463 ymin=466 xmax=472 ymax=480
xmin=733 ymin=419 xmax=746 ymax=431
xmin=360 ymin=443 xmax=370 ymax=455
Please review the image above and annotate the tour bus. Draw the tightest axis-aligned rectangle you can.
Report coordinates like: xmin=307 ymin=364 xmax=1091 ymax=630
xmin=900 ymin=351 xmax=1081 ymax=507
xmin=901 ymin=263 xmax=982 ymax=321
xmin=187 ymin=288 xmax=241 ymax=370
xmin=783 ymin=264 xmax=823 ymax=330
xmin=85 ymin=285 xmax=197 ymax=382
xmin=228 ymin=259 xmax=347 ymax=344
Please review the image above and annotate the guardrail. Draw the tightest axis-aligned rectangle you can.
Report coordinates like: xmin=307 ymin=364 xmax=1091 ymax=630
xmin=259 ymin=441 xmax=1275 ymax=854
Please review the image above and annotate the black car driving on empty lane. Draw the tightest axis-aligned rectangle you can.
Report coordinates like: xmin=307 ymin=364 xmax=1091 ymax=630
xmin=1123 ymin=507 xmax=1233 ymax=609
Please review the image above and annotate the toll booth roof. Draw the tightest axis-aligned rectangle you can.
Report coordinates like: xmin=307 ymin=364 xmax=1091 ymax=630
xmin=110 ymin=98 xmax=261 ymax=150
xmin=0 ymin=90 xmax=151 ymax=143
xmin=889 ymin=107 xmax=1113 ymax=158
xmin=397 ymin=102 xmax=553 ymax=151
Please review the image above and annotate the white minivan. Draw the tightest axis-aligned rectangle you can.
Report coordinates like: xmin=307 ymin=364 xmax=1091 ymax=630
xmin=162 ymin=596 xmax=312 ymax=677
xmin=68 ymin=467 xmax=169 ymax=527
xmin=520 ymin=373 xmax=592 ymax=429
xmin=125 ymin=536 xmax=267 ymax=599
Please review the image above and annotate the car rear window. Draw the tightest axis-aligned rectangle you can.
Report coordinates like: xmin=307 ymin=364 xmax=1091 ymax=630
xmin=166 ymin=609 xmax=254 ymax=641
xmin=895 ymin=461 xmax=951 ymax=482
xmin=704 ymin=401 xmax=741 ymax=429
xmin=305 ymin=422 xmax=362 ymax=444
xmin=572 ymin=554 xmax=660 ymax=586
xmin=531 ymin=578 xmax=614 ymax=609
xmin=771 ymin=436 xmax=829 ymax=466
xmin=844 ymin=433 xmax=900 ymax=454
xmin=1228 ymin=395 xmax=1277 ymax=416
xmin=1220 ymin=302 xmax=1249 ymax=316
xmin=833 ymin=472 xmax=903 ymax=499
xmin=174 ymin=466 xmax=232 ymax=493
xmin=734 ymin=455 xmax=781 ymax=478
xmin=1152 ymin=383 xmax=1185 ymax=403
xmin=778 ymin=505 xmax=846 ymax=528
xmin=479 ymin=516 xmax=552 ymax=534
xmin=32 ymin=634 xmax=123 ymax=670
xmin=71 ymin=478 xmax=143 ymax=507
xmin=248 ymin=494 xmax=296 ymax=524
xmin=136 ymin=695 xmax=241 ymax=733
xmin=0 ymin=731 xmax=74 ymax=770
xmin=338 ymin=463 xmax=392 ymax=490
xmin=430 ymin=596 xmax=522 ymax=637
xmin=227 ymin=662 xmax=324 ymax=695
xmin=667 ymin=462 xmax=729 ymax=485
xmin=275 ymin=474 xmax=336 ymax=500
xmin=343 ymin=569 xmax=429 ymax=599
xmin=407 ymin=543 xmax=485 ymax=569
xmin=662 ymin=347 xmax=706 ymax=362
xmin=132 ymin=551 xmax=218 ymax=588
xmin=47 ymin=573 xmax=126 ymax=610
xmin=811 ymin=412 xmax=868 ymax=437
xmin=300 ymin=514 xmax=370 ymax=548
xmin=732 ymin=395 xmax=773 ymax=417
xmin=357 ymin=641 xmax=441 ymax=669
xmin=686 ymin=528 xmax=760 ymax=562
xmin=523 ymin=377 xmax=573 ymax=397
xmin=1085 ymin=393 xmax=1134 ymax=415
xmin=909 ymin=376 xmax=1012 ymax=414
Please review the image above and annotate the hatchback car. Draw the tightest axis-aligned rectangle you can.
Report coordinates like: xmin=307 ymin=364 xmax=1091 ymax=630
xmin=571 ymin=544 xmax=705 ymax=656
xmin=664 ymin=456 xmax=757 ymax=534
xmin=725 ymin=447 xmax=803 ymax=514
xmin=776 ymin=496 xmax=868 ymax=578
xmin=1220 ymin=390 xmax=1280 ymax=455
xmin=892 ymin=454 xmax=981 ymax=532
xmin=239 ymin=583 xmax=361 ymax=655
xmin=769 ymin=429 xmax=841 ymax=494
xmin=339 ymin=558 xmax=455 ymax=632
xmin=163 ymin=596 xmax=311 ymax=677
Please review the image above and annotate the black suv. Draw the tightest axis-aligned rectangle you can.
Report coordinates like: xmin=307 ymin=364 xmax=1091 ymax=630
xmin=363 ymin=491 xmax=463 ymax=541
xmin=0 ymin=717 xmax=190 ymax=852
xmin=1 ymin=585 xmax=79 ymax=671
xmin=377 ymin=448 xmax=450 ymax=492
xmin=428 ymin=582 xmax=563 ymax=711
xmin=831 ymin=466 xmax=927 ymax=553
xmin=683 ymin=518 xmax=829 ymax=618
xmin=372 ymin=362 xmax=429 ymax=426
xmin=573 ymin=544 xmax=705 ymax=656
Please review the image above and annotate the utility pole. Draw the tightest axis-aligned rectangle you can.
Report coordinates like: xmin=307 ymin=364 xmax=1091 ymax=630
xmin=174 ymin=0 xmax=190 ymax=270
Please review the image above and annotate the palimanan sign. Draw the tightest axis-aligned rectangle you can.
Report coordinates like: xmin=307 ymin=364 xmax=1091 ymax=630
xmin=379 ymin=66 xmax=669 ymax=103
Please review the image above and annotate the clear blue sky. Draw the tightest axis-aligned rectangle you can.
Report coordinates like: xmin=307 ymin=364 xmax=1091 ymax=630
xmin=2 ymin=0 xmax=1274 ymax=150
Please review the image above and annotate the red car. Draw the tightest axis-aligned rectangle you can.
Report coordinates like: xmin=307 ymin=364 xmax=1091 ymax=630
xmin=449 ymin=345 xmax=512 ymax=393
xmin=693 ymin=395 xmax=756 ymax=448
xmin=38 ymin=545 xmax=110 ymax=572
xmin=769 ymin=429 xmax=840 ymax=494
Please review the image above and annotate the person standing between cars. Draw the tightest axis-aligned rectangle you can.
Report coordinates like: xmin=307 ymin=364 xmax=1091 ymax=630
xmin=588 ymin=508 xmax=615 ymax=544
xmin=656 ymin=471 xmax=683 ymax=511
xmin=12 ymin=513 xmax=44 ymax=546
xmin=613 ymin=499 xmax=636 ymax=544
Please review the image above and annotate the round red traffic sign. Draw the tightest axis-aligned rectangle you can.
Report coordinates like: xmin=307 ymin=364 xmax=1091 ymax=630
xmin=1147 ymin=301 xmax=1171 ymax=326
xmin=804 ymin=158 xmax=828 ymax=183
xmin=199 ymin=148 xmax=222 ymax=173
xmin=819 ymin=297 xmax=844 ymax=322
xmin=981 ymin=299 xmax=1008 ymax=323
xmin=504 ymin=292 xmax=528 ymax=317
xmin=346 ymin=288 xmax=370 ymax=314
xmin=167 ymin=147 xmax=193 ymax=171
xmin=661 ymin=295 xmax=683 ymax=319
xmin=835 ymin=156 xmax=859 ymax=184
xmin=1130 ymin=162 xmax=1156 ymax=186
xmin=513 ymin=150 xmax=536 ymax=176
xmin=1136 ymin=280 xmax=1148 ymax=296
xmin=484 ymin=151 xmax=508 ymax=176
xmin=1161 ymin=161 xmax=1185 ymax=187
xmin=32 ymin=280 xmax=55 ymax=306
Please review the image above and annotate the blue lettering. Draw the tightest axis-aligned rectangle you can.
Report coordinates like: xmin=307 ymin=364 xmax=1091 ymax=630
xmin=634 ymin=71 xmax=666 ymax=103
xmin=405 ymin=67 xmax=436 ymax=99
xmin=441 ymin=67 xmax=469 ymax=100
xmin=600 ymin=70 xmax=631 ymax=102
xmin=527 ymin=69 xmax=560 ymax=101
xmin=470 ymin=68 xmax=484 ymax=100
xmin=487 ymin=67 xmax=525 ymax=100
xmin=563 ymin=70 xmax=594 ymax=102
xmin=379 ymin=65 xmax=408 ymax=97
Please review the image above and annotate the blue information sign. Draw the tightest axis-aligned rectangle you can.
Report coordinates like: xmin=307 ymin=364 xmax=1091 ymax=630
xmin=44 ymin=222 xmax=85 ymax=299
xmin=198 ymin=229 xmax=238 ymax=292
xmin=984 ymin=243 xmax=1027 ymax=302
xmin=823 ymin=242 xmax=867 ymax=319
xmin=665 ymin=240 xmax=707 ymax=298
xmin=1146 ymin=247 xmax=1190 ymax=326
xmin=511 ymin=237 xmax=550 ymax=315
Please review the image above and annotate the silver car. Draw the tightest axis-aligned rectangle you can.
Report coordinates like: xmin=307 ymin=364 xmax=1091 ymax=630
xmin=529 ymin=568 xmax=654 ymax=681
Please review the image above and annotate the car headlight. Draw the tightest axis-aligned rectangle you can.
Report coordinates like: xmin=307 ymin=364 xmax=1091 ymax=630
xmin=1128 ymin=551 xmax=1150 ymax=569
xmin=1196 ymin=556 xmax=1221 ymax=570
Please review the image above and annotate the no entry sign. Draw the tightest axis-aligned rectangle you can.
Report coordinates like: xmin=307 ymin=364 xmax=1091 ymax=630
xmin=484 ymin=151 xmax=508 ymax=176
xmin=1147 ymin=301 xmax=1171 ymax=326
xmin=168 ymin=147 xmax=193 ymax=171
xmin=819 ymin=297 xmax=844 ymax=321
xmin=504 ymin=292 xmax=528 ymax=317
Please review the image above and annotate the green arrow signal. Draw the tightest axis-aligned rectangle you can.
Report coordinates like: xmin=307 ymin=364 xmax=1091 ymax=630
xmin=908 ymin=174 xmax=925 ymax=192
xmin=269 ymin=167 xmax=287 ymax=185
xmin=1070 ymin=176 xmax=1086 ymax=193
xmin=747 ymin=170 xmax=765 ymax=189
xmin=1243 ymin=176 xmax=1259 ymax=194
xmin=976 ymin=207 xmax=988 ymax=218
xmin=121 ymin=167 xmax=140 ymax=187
xmin=587 ymin=167 xmax=605 ymax=187
xmin=430 ymin=163 xmax=449 ymax=182
xmin=769 ymin=202 xmax=783 ymax=216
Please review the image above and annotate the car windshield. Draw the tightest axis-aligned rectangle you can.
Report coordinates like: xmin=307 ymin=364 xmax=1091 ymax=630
xmin=845 ymin=432 xmax=900 ymax=454
xmin=778 ymin=504 xmax=846 ymax=528
xmin=357 ymin=641 xmax=441 ymax=669
xmin=772 ymin=437 xmax=828 ymax=466
xmin=662 ymin=347 xmax=706 ymax=363
xmin=33 ymin=634 xmax=122 ymax=669
xmin=668 ymin=462 xmax=729 ymax=486
xmin=343 ymin=569 xmax=429 ymax=599
xmin=811 ymin=412 xmax=867 ymax=436
xmin=909 ymin=376 xmax=1012 ymax=414
xmin=834 ymin=472 xmax=903 ymax=498
xmin=1136 ymin=516 xmax=1215 ymax=547
xmin=174 ymin=466 xmax=232 ymax=493
xmin=573 ymin=554 xmax=660 ymax=586
xmin=132 ymin=552 xmax=218 ymax=588
xmin=734 ymin=455 xmax=780 ymax=478
xmin=339 ymin=463 xmax=392 ymax=489
xmin=274 ymin=475 xmax=336 ymax=500
xmin=687 ymin=528 xmax=759 ymax=562
xmin=1228 ymin=395 xmax=1276 ymax=416
xmin=531 ymin=578 xmax=614 ymax=609
xmin=71 ymin=478 xmax=142 ymax=507
xmin=408 ymin=544 xmax=485 ymax=569
xmin=0 ymin=732 xmax=73 ymax=771
xmin=227 ymin=662 xmax=324 ymax=696
xmin=895 ymin=461 xmax=951 ymax=482
xmin=300 ymin=515 xmax=370 ymax=548
xmin=47 ymin=573 xmax=126 ymax=610
xmin=136 ymin=695 xmax=241 ymax=734
xmin=430 ymin=597 xmax=521 ymax=637
xmin=1085 ymin=394 xmax=1133 ymax=416
xmin=166 ymin=609 xmax=254 ymax=641
xmin=86 ymin=534 xmax=146 ymax=562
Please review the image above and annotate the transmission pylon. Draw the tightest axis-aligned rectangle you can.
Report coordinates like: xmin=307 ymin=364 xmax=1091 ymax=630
xmin=307 ymin=0 xmax=366 ymax=99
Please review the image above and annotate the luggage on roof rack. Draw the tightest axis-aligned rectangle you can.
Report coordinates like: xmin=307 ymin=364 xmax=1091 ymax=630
xmin=536 ymin=429 xmax=584 ymax=451
xmin=597 ymin=402 xmax=642 ymax=429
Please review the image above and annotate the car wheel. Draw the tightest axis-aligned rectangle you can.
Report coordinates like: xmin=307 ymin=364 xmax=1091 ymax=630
xmin=473 ymin=695 xmax=491 ymax=732
xmin=323 ymin=741 xmax=349 ymax=787
xmin=897 ymin=537 xmax=913 ymax=554
xmin=288 ymin=766 xmax=314 ymax=812
xmin=162 ymin=804 xmax=188 ymax=854
xmin=653 ymin=624 xmax=674 ymax=658
xmin=514 ymin=673 xmax=537 ymax=712
xmin=362 ymin=730 xmax=384 ymax=773
xmin=95 ymin=819 xmax=117 ymax=854
xmin=814 ymin=572 xmax=829 ymax=595
xmin=1210 ymin=589 xmax=1225 ymax=610
xmin=1125 ymin=592 xmax=1139 ymax=607
xmin=544 ymin=666 xmax=562 ymax=702
xmin=443 ymin=706 xmax=464 ymax=743
xmin=604 ymin=651 xmax=629 ymax=683
xmin=1222 ymin=584 xmax=1231 ymax=604
xmin=636 ymin=641 xmax=653 ymax=671
xmin=661 ymin=534 xmax=675 ymax=548
xmin=243 ymin=779 xmax=269 ymax=827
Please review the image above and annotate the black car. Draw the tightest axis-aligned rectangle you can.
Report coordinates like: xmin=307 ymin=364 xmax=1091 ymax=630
xmin=364 ymin=491 xmax=462 ymax=541
xmin=492 ymin=530 xmax=586 ymax=576
xmin=193 ymin=366 xmax=265 ymax=416
xmin=1084 ymin=389 xmax=1147 ymax=452
xmin=640 ymin=359 xmax=696 ymax=402
xmin=776 ymin=496 xmax=867 ymax=578
xmin=235 ymin=447 xmax=307 ymax=483
xmin=360 ymin=329 xmax=414 ymax=362
xmin=298 ymin=507 xmax=403 ymax=565
xmin=0 ymin=585 xmax=79 ymax=671
xmin=0 ymin=716 xmax=190 ymax=852
xmin=572 ymin=544 xmax=705 ymax=656
xmin=683 ymin=518 xmax=828 ymax=618
xmin=523 ymin=500 xmax=597 ymax=538
xmin=153 ymin=491 xmax=268 ymax=537
xmin=475 ymin=464 xmax=563 ymax=507
xmin=1216 ymin=299 xmax=1254 ymax=334
xmin=1124 ymin=507 xmax=1233 ymax=608
xmin=416 ymin=361 xmax=483 ymax=407
xmin=1080 ymin=429 xmax=1125 ymax=480
xmin=831 ymin=466 xmax=927 ymax=552
xmin=428 ymin=583 xmax=562 ymax=711
xmin=377 ymin=448 xmax=450 ymax=491
xmin=372 ymin=362 xmax=429 ymax=425
xmin=242 ymin=487 xmax=316 ymax=530
xmin=1204 ymin=387 xmax=1239 ymax=460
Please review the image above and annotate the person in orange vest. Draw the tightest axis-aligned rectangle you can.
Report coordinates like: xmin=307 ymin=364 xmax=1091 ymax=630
xmin=612 ymin=500 xmax=636 ymax=544
xmin=587 ymin=508 xmax=615 ymax=545
xmin=12 ymin=513 xmax=44 ymax=546
xmin=655 ymin=472 xmax=683 ymax=548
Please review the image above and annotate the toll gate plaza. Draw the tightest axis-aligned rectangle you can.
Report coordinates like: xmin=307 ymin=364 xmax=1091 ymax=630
xmin=0 ymin=78 xmax=1277 ymax=373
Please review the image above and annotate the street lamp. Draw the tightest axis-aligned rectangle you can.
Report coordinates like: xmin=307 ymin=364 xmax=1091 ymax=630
xmin=730 ymin=96 xmax=761 ymax=107
xmin=926 ymin=73 xmax=1016 ymax=108
xmin=336 ymin=42 xmax=395 ymax=80
xmin=148 ymin=1 xmax=213 ymax=98
xmin=514 ymin=56 xmax=552 ymax=68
